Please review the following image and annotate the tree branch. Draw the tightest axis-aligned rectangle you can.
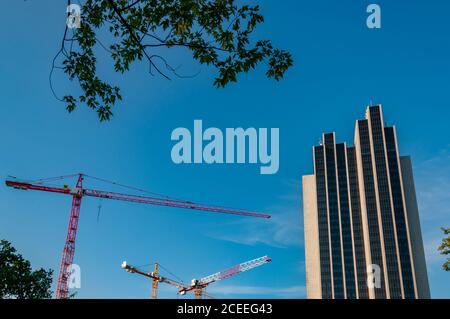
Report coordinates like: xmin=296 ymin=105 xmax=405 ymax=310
xmin=106 ymin=0 xmax=170 ymax=80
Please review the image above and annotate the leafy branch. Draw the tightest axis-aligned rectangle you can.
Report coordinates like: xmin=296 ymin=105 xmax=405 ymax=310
xmin=438 ymin=227 xmax=450 ymax=271
xmin=50 ymin=0 xmax=293 ymax=121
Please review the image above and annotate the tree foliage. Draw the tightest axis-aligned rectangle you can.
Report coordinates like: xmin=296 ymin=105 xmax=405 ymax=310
xmin=54 ymin=0 xmax=293 ymax=121
xmin=0 ymin=240 xmax=53 ymax=299
xmin=438 ymin=227 xmax=450 ymax=271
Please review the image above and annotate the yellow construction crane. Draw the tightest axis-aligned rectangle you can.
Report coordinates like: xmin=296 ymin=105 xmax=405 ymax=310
xmin=151 ymin=263 xmax=158 ymax=299
xmin=121 ymin=256 xmax=272 ymax=299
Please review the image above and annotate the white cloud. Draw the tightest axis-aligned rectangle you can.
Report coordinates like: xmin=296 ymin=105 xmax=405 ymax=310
xmin=207 ymin=179 xmax=303 ymax=248
xmin=412 ymin=147 xmax=450 ymax=297
xmin=414 ymin=147 xmax=450 ymax=223
xmin=207 ymin=284 xmax=306 ymax=298
xmin=413 ymin=147 xmax=450 ymax=264
xmin=422 ymin=235 xmax=443 ymax=265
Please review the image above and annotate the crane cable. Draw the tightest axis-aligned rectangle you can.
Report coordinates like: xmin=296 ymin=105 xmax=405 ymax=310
xmin=8 ymin=173 xmax=252 ymax=215
xmin=158 ymin=263 xmax=186 ymax=284
xmin=8 ymin=173 xmax=80 ymax=185
xmin=83 ymin=174 xmax=183 ymax=201
xmin=8 ymin=173 xmax=177 ymax=201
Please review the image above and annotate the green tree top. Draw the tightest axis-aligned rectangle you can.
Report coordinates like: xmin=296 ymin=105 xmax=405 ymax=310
xmin=55 ymin=0 xmax=293 ymax=121
xmin=0 ymin=240 xmax=53 ymax=299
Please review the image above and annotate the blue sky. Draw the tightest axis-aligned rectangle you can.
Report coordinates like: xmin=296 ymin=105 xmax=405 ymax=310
xmin=0 ymin=0 xmax=449 ymax=298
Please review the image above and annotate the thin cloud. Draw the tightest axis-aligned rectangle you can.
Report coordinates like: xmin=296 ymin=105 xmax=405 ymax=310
xmin=414 ymin=147 xmax=450 ymax=261
xmin=412 ymin=147 xmax=450 ymax=297
xmin=207 ymin=284 xmax=306 ymax=298
xmin=422 ymin=235 xmax=444 ymax=265
xmin=415 ymin=148 xmax=450 ymax=223
xmin=207 ymin=179 xmax=303 ymax=248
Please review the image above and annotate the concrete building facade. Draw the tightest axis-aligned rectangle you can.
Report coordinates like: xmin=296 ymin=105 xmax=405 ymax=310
xmin=303 ymin=105 xmax=430 ymax=299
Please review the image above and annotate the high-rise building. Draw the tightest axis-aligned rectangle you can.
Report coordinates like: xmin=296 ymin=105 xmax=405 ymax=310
xmin=303 ymin=105 xmax=430 ymax=299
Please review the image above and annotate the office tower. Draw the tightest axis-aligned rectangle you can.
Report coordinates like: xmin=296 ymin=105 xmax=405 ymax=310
xmin=303 ymin=105 xmax=430 ymax=299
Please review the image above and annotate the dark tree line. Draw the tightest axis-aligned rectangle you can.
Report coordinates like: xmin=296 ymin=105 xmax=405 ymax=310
xmin=0 ymin=240 xmax=53 ymax=299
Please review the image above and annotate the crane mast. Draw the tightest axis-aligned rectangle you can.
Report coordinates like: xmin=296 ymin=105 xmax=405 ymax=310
xmin=151 ymin=263 xmax=159 ymax=300
xmin=55 ymin=174 xmax=83 ymax=299
xmin=5 ymin=173 xmax=271 ymax=299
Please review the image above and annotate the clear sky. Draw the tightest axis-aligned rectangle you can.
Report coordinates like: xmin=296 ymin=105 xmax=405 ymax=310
xmin=0 ymin=0 xmax=449 ymax=298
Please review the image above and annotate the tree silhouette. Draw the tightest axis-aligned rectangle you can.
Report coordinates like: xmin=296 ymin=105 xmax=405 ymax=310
xmin=0 ymin=240 xmax=53 ymax=299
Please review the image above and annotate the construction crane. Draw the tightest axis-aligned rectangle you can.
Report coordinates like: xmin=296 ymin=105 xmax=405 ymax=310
xmin=122 ymin=261 xmax=188 ymax=299
xmin=5 ymin=173 xmax=271 ymax=299
xmin=121 ymin=256 xmax=272 ymax=299
xmin=151 ymin=263 xmax=159 ymax=299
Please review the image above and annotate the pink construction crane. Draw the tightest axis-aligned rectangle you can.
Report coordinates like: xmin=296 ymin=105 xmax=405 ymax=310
xmin=5 ymin=173 xmax=271 ymax=299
